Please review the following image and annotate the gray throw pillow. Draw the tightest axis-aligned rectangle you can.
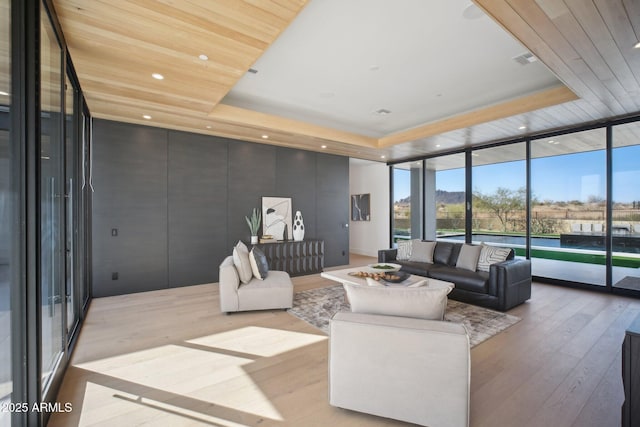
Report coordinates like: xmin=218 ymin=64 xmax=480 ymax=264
xmin=456 ymin=244 xmax=482 ymax=272
xmin=409 ymin=241 xmax=436 ymax=263
xmin=477 ymin=244 xmax=511 ymax=272
xmin=232 ymin=240 xmax=253 ymax=284
xmin=249 ymin=246 xmax=269 ymax=280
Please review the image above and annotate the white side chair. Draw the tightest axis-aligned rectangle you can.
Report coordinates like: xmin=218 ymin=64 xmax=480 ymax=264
xmin=329 ymin=311 xmax=470 ymax=427
xmin=218 ymin=256 xmax=293 ymax=313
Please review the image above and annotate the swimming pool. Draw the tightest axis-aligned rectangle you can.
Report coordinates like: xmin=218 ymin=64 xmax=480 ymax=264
xmin=440 ymin=233 xmax=560 ymax=247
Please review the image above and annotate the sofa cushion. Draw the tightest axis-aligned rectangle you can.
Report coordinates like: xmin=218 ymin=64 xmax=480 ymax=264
xmin=232 ymin=241 xmax=253 ymax=284
xmin=409 ymin=241 xmax=436 ymax=263
xmin=343 ymin=282 xmax=453 ymax=320
xmin=433 ymin=242 xmax=455 ymax=265
xmin=249 ymin=246 xmax=269 ymax=280
xmin=396 ymin=260 xmax=439 ymax=276
xmin=477 ymin=244 xmax=512 ymax=272
xmin=456 ymin=244 xmax=482 ymax=271
xmin=429 ymin=266 xmax=490 ymax=294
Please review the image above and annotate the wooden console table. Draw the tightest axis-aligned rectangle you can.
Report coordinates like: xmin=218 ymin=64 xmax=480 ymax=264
xmin=253 ymin=239 xmax=324 ymax=277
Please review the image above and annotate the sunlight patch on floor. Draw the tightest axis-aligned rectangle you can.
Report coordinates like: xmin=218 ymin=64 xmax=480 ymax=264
xmin=186 ymin=326 xmax=327 ymax=357
xmin=78 ymin=382 xmax=251 ymax=426
xmin=76 ymin=344 xmax=282 ymax=422
xmin=73 ymin=327 xmax=326 ymax=424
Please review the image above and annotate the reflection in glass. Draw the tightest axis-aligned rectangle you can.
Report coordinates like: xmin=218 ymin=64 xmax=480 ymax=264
xmin=40 ymin=4 xmax=65 ymax=393
xmin=531 ymin=129 xmax=606 ymax=285
xmin=0 ymin=0 xmax=11 ymax=423
xmin=612 ymin=122 xmax=640 ymax=291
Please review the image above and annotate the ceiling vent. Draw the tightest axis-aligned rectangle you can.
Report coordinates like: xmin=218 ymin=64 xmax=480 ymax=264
xmin=512 ymin=52 xmax=537 ymax=65
xmin=247 ymin=68 xmax=258 ymax=74
xmin=375 ymin=108 xmax=392 ymax=115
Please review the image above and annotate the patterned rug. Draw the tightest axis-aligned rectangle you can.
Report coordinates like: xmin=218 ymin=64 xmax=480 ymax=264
xmin=287 ymin=285 xmax=521 ymax=348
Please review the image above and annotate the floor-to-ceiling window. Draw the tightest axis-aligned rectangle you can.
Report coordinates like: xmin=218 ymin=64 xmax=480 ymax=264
xmin=0 ymin=0 xmax=11 ymax=424
xmin=392 ymin=161 xmax=423 ymax=243
xmin=612 ymin=122 xmax=640 ymax=292
xmin=390 ymin=118 xmax=640 ymax=295
xmin=530 ymin=129 xmax=607 ymax=286
xmin=425 ymin=153 xmax=465 ymax=240
xmin=471 ymin=143 xmax=526 ymax=253
xmin=40 ymin=1 xmax=65 ymax=394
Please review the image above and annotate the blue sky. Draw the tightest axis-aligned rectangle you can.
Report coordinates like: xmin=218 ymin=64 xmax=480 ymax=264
xmin=394 ymin=145 xmax=640 ymax=203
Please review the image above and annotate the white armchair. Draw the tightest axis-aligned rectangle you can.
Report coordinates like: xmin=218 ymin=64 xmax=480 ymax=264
xmin=329 ymin=311 xmax=470 ymax=427
xmin=218 ymin=256 xmax=293 ymax=313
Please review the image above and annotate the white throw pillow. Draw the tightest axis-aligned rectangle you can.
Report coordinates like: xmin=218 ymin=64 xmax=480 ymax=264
xmin=456 ymin=244 xmax=482 ymax=272
xmin=477 ymin=244 xmax=512 ymax=272
xmin=409 ymin=241 xmax=436 ymax=263
xmin=232 ymin=241 xmax=253 ymax=284
xmin=396 ymin=240 xmax=412 ymax=261
xmin=343 ymin=282 xmax=453 ymax=320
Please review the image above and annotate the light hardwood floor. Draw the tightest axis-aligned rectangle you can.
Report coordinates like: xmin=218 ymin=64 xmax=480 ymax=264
xmin=48 ymin=254 xmax=640 ymax=426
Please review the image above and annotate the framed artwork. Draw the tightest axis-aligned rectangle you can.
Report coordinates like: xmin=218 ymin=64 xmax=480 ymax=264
xmin=262 ymin=197 xmax=292 ymax=240
xmin=351 ymin=193 xmax=371 ymax=221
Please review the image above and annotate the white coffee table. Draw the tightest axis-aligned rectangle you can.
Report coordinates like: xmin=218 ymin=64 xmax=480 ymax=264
xmin=321 ymin=267 xmax=454 ymax=290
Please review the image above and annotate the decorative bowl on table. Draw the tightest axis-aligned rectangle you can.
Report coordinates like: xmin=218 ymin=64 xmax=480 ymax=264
xmin=381 ymin=271 xmax=410 ymax=283
xmin=367 ymin=263 xmax=402 ymax=273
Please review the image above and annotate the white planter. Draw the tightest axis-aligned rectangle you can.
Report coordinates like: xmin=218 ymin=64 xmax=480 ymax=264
xmin=250 ymin=235 xmax=258 ymax=244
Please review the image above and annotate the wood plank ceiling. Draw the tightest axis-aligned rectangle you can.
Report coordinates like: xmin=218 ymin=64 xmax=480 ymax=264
xmin=52 ymin=0 xmax=640 ymax=163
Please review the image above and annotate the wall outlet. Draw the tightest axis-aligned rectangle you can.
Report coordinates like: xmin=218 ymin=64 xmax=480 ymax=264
xmin=112 ymin=272 xmax=118 ymax=280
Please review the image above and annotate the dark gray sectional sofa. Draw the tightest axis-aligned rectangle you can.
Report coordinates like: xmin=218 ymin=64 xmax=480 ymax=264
xmin=378 ymin=241 xmax=532 ymax=311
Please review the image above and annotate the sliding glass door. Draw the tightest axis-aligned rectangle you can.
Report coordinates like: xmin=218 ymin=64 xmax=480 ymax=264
xmin=0 ymin=0 xmax=11 ymax=423
xmin=392 ymin=162 xmax=423 ymax=243
xmin=425 ymin=153 xmax=465 ymax=241
xmin=471 ymin=143 xmax=526 ymax=253
xmin=530 ymin=129 xmax=606 ymax=286
xmin=612 ymin=122 xmax=640 ymax=292
xmin=40 ymin=3 xmax=65 ymax=394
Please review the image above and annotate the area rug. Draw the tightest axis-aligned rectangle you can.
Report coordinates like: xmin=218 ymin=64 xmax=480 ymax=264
xmin=287 ymin=285 xmax=521 ymax=348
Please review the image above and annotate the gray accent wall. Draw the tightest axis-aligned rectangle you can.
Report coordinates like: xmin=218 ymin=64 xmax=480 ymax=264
xmin=92 ymin=119 xmax=350 ymax=297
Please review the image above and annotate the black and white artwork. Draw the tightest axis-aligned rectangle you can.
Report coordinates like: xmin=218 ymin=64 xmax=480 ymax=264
xmin=262 ymin=197 xmax=292 ymax=240
xmin=351 ymin=194 xmax=371 ymax=221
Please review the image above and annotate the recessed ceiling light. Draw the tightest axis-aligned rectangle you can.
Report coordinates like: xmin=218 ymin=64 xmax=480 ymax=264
xmin=151 ymin=73 xmax=164 ymax=80
xmin=198 ymin=54 xmax=209 ymax=61
xmin=143 ymin=114 xmax=152 ymax=120
xmin=261 ymin=134 xmax=269 ymax=139
xmin=321 ymin=145 xmax=327 ymax=149
xmin=0 ymin=91 xmax=8 ymax=96
xmin=380 ymin=155 xmax=386 ymax=159
xmin=634 ymin=41 xmax=640 ymax=49
xmin=436 ymin=144 xmax=441 ymax=148
xmin=548 ymin=140 xmax=554 ymax=144
xmin=206 ymin=125 xmax=212 ymax=129
xmin=519 ymin=125 xmax=527 ymax=130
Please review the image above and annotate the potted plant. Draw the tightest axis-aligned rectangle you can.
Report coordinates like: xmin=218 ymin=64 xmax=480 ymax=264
xmin=245 ymin=208 xmax=261 ymax=244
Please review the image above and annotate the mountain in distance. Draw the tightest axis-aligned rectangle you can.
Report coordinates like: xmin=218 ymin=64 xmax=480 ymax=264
xmin=395 ymin=190 xmax=465 ymax=205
